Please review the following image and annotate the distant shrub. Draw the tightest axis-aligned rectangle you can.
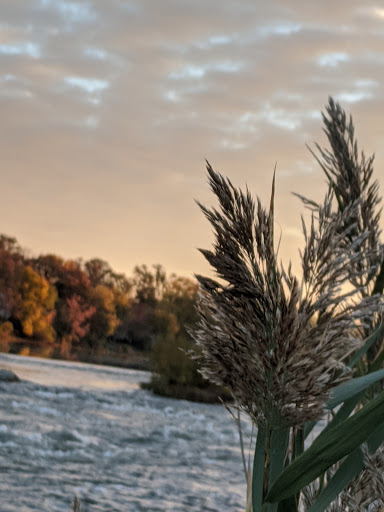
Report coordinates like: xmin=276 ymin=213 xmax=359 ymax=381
xmin=150 ymin=333 xmax=206 ymax=388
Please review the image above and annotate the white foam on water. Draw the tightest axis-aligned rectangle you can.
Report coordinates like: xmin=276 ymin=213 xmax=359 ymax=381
xmin=34 ymin=389 xmax=75 ymax=400
xmin=35 ymin=406 xmax=61 ymax=417
xmin=0 ymin=353 xmax=247 ymax=511
xmin=20 ymin=431 xmax=43 ymax=442
xmin=72 ymin=430 xmax=98 ymax=445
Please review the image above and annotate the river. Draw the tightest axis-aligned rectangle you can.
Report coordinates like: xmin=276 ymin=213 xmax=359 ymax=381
xmin=0 ymin=353 xmax=249 ymax=512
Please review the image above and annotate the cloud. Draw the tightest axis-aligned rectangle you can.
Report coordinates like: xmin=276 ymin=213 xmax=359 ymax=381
xmin=0 ymin=41 xmax=41 ymax=58
xmin=0 ymin=0 xmax=384 ymax=277
xmin=37 ymin=0 xmax=97 ymax=25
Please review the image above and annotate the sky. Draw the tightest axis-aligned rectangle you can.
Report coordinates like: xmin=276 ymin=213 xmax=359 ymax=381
xmin=1 ymin=1 xmax=384 ymax=280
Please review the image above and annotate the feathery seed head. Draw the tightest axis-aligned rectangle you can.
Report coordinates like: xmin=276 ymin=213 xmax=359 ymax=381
xmin=193 ymin=160 xmax=382 ymax=428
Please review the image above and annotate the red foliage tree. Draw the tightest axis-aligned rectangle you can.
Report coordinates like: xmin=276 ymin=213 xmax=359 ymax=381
xmin=57 ymin=295 xmax=95 ymax=357
xmin=63 ymin=295 xmax=95 ymax=343
xmin=31 ymin=255 xmax=90 ymax=300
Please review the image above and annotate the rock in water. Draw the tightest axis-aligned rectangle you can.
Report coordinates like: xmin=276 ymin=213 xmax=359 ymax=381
xmin=0 ymin=369 xmax=20 ymax=382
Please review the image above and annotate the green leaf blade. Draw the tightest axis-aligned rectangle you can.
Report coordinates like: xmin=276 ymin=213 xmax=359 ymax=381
xmin=265 ymin=390 xmax=384 ymax=503
xmin=266 ymin=426 xmax=290 ymax=512
xmin=308 ymin=423 xmax=384 ymax=512
xmin=370 ymin=345 xmax=384 ymax=373
xmin=348 ymin=319 xmax=384 ymax=369
xmin=326 ymin=368 xmax=384 ymax=410
xmin=252 ymin=424 xmax=267 ymax=512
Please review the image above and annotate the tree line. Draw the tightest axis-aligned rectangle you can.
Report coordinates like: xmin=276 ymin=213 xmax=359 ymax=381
xmin=0 ymin=234 xmax=199 ymax=366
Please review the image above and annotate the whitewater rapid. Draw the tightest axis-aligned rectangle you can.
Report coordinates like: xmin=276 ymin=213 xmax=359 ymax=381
xmin=0 ymin=353 xmax=249 ymax=511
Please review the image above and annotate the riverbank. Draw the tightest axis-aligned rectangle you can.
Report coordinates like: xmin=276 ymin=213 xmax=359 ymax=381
xmin=75 ymin=351 xmax=149 ymax=371
xmin=0 ymin=340 xmax=229 ymax=404
xmin=142 ymin=377 xmax=232 ymax=404
xmin=0 ymin=338 xmax=150 ymax=372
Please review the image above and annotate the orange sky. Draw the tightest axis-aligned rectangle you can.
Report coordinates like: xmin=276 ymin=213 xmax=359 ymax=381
xmin=1 ymin=1 xmax=384 ymax=280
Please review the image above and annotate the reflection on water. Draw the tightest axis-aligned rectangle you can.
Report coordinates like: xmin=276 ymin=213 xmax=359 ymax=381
xmin=0 ymin=354 xmax=148 ymax=390
xmin=0 ymin=353 xmax=248 ymax=512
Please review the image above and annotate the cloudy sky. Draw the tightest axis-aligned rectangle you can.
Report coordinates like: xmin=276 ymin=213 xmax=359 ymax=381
xmin=1 ymin=1 xmax=384 ymax=279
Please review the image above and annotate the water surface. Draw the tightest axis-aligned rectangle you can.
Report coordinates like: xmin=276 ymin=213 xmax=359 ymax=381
xmin=0 ymin=354 xmax=248 ymax=512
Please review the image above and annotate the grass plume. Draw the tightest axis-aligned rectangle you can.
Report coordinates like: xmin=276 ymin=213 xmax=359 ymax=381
xmin=194 ymin=159 xmax=381 ymax=428
xmin=193 ymin=97 xmax=384 ymax=509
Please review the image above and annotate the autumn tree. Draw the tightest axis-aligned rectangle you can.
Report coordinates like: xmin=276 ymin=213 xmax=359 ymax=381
xmin=16 ymin=266 xmax=57 ymax=342
xmin=31 ymin=255 xmax=90 ymax=300
xmin=31 ymin=254 xmax=133 ymax=353
xmin=86 ymin=284 xmax=120 ymax=350
xmin=132 ymin=264 xmax=167 ymax=306
xmin=84 ymin=258 xmax=113 ymax=288
xmin=150 ymin=276 xmax=205 ymax=388
xmin=84 ymin=258 xmax=132 ymax=321
xmin=113 ymin=265 xmax=166 ymax=350
xmin=0 ymin=235 xmax=23 ymax=255
xmin=55 ymin=295 xmax=95 ymax=357
xmin=0 ymin=237 xmax=24 ymax=324
xmin=0 ymin=233 xmax=204 ymax=372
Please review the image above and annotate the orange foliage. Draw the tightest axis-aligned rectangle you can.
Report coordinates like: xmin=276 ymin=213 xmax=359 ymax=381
xmin=16 ymin=266 xmax=57 ymax=342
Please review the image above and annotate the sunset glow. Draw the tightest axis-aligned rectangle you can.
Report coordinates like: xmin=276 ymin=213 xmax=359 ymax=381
xmin=1 ymin=0 xmax=384 ymax=279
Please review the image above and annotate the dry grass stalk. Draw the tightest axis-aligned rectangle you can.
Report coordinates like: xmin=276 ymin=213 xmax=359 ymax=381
xmin=194 ymin=159 xmax=382 ymax=428
xmin=301 ymin=444 xmax=384 ymax=511
xmin=71 ymin=496 xmax=83 ymax=512
xmin=194 ymin=97 xmax=384 ymax=509
xmin=302 ymin=98 xmax=382 ymax=297
xmin=300 ymin=97 xmax=384 ymax=359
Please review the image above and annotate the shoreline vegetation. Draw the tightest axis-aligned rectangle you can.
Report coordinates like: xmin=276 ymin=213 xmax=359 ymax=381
xmin=1 ymin=339 xmax=230 ymax=404
xmin=141 ymin=377 xmax=232 ymax=403
xmin=3 ymin=337 xmax=151 ymax=371
xmin=0 ymin=235 xmax=228 ymax=403
xmin=0 ymin=237 xmax=228 ymax=403
xmin=1 ymin=339 xmax=230 ymax=403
